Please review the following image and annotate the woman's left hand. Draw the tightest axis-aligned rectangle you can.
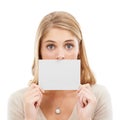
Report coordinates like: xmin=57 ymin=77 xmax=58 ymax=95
xmin=77 ymin=84 xmax=97 ymax=120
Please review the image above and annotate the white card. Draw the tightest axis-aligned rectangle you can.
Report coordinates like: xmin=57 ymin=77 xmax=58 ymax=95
xmin=39 ymin=60 xmax=80 ymax=90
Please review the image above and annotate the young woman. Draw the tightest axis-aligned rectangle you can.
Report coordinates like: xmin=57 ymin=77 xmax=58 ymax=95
xmin=8 ymin=11 xmax=112 ymax=120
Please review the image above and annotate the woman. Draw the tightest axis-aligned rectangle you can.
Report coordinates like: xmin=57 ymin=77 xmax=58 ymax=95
xmin=8 ymin=11 xmax=112 ymax=120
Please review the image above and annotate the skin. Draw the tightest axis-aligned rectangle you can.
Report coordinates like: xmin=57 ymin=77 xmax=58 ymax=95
xmin=41 ymin=28 xmax=79 ymax=60
xmin=24 ymin=28 xmax=97 ymax=120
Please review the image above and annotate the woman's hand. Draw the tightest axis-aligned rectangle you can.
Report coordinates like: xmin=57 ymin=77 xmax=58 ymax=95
xmin=77 ymin=84 xmax=97 ymax=120
xmin=23 ymin=83 xmax=44 ymax=120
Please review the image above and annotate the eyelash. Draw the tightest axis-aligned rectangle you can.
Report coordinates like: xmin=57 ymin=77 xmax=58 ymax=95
xmin=46 ymin=44 xmax=55 ymax=50
xmin=65 ymin=43 xmax=74 ymax=49
xmin=46 ymin=43 xmax=74 ymax=50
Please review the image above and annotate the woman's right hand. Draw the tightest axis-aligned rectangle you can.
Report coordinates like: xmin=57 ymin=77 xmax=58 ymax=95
xmin=23 ymin=83 xmax=44 ymax=120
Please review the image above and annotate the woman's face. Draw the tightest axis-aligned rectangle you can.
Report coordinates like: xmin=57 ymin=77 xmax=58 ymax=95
xmin=41 ymin=28 xmax=79 ymax=59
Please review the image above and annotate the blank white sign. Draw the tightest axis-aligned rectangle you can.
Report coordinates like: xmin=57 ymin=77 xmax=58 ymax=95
xmin=39 ymin=60 xmax=80 ymax=90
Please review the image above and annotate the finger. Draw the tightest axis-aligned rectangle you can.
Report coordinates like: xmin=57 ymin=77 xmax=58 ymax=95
xmin=77 ymin=83 xmax=90 ymax=92
xmin=28 ymin=83 xmax=45 ymax=94
xmin=78 ymin=91 xmax=89 ymax=108
xmin=78 ymin=91 xmax=84 ymax=108
xmin=77 ymin=83 xmax=91 ymax=93
xmin=30 ymin=83 xmax=45 ymax=94
xmin=79 ymin=91 xmax=88 ymax=107
xmin=80 ymin=89 xmax=96 ymax=103
xmin=25 ymin=89 xmax=41 ymax=99
xmin=35 ymin=94 xmax=42 ymax=106
xmin=25 ymin=89 xmax=42 ymax=102
xmin=39 ymin=87 xmax=45 ymax=94
xmin=37 ymin=93 xmax=43 ymax=107
xmin=30 ymin=94 xmax=41 ymax=104
xmin=30 ymin=83 xmax=38 ymax=88
xmin=84 ymin=84 xmax=92 ymax=91
xmin=78 ymin=88 xmax=91 ymax=106
xmin=77 ymin=84 xmax=81 ymax=90
xmin=80 ymin=87 xmax=92 ymax=95
xmin=82 ymin=96 xmax=88 ymax=107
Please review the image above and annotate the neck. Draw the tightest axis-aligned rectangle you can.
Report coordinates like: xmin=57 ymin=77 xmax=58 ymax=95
xmin=44 ymin=90 xmax=76 ymax=97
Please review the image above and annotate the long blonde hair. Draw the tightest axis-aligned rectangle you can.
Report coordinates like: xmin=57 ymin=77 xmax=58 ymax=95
xmin=30 ymin=11 xmax=96 ymax=85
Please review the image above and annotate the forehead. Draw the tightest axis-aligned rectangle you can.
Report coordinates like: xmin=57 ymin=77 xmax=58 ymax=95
xmin=43 ymin=28 xmax=77 ymax=42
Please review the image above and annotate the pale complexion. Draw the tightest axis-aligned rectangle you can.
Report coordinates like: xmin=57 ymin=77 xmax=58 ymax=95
xmin=41 ymin=28 xmax=79 ymax=60
xmin=24 ymin=28 xmax=97 ymax=120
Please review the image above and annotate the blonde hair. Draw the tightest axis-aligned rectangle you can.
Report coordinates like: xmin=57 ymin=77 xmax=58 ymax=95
xmin=30 ymin=11 xmax=96 ymax=85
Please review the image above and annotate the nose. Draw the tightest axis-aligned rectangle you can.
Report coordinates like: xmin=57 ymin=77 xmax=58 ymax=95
xmin=56 ymin=48 xmax=65 ymax=60
xmin=56 ymin=56 xmax=64 ymax=60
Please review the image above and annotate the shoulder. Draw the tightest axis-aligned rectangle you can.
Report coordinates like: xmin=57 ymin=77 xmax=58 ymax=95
xmin=91 ymin=84 xmax=112 ymax=120
xmin=91 ymin=84 xmax=111 ymax=100
xmin=8 ymin=88 xmax=28 ymax=119
xmin=9 ymin=88 xmax=27 ymax=102
xmin=8 ymin=87 xmax=28 ymax=109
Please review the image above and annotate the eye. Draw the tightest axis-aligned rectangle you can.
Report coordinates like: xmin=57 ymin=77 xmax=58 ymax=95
xmin=65 ymin=43 xmax=74 ymax=50
xmin=47 ymin=44 xmax=55 ymax=50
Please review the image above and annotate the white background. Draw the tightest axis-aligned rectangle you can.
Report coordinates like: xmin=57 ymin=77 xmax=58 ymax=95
xmin=0 ymin=0 xmax=120 ymax=119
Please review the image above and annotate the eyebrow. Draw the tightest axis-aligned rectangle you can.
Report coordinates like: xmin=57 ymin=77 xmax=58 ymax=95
xmin=44 ymin=40 xmax=56 ymax=43
xmin=64 ymin=39 xmax=74 ymax=42
xmin=44 ymin=39 xmax=75 ymax=43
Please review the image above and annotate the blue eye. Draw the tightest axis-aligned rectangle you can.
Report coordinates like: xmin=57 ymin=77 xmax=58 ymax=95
xmin=65 ymin=44 xmax=73 ymax=49
xmin=47 ymin=44 xmax=55 ymax=50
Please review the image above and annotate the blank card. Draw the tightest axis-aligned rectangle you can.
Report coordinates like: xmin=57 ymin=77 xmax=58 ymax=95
xmin=39 ymin=60 xmax=80 ymax=90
